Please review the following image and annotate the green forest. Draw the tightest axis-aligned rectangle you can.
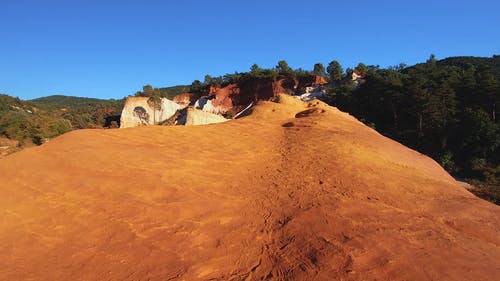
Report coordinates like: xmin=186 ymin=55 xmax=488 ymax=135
xmin=1 ymin=55 xmax=498 ymax=203
xmin=0 ymin=95 xmax=124 ymax=147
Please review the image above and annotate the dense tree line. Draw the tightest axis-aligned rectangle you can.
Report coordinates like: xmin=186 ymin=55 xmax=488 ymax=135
xmin=184 ymin=60 xmax=373 ymax=93
xmin=321 ymin=55 xmax=499 ymax=203
xmin=186 ymin=60 xmax=314 ymax=92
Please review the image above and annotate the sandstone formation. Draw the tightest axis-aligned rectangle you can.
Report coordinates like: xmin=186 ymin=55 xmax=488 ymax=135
xmin=297 ymin=86 xmax=328 ymax=101
xmin=183 ymin=107 xmax=228 ymax=126
xmin=196 ymin=75 xmax=328 ymax=115
xmin=297 ymin=74 xmax=328 ymax=89
xmin=0 ymin=95 xmax=499 ymax=280
xmin=194 ymin=97 xmax=227 ymax=114
xmin=119 ymin=97 xmax=182 ymax=128
xmin=120 ymin=75 xmax=329 ymax=129
xmin=172 ymin=93 xmax=201 ymax=106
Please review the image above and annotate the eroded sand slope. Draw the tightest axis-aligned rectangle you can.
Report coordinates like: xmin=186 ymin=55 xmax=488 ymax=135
xmin=0 ymin=96 xmax=499 ymax=280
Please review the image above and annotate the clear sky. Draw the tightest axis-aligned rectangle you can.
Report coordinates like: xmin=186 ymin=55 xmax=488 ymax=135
xmin=1 ymin=0 xmax=499 ymax=100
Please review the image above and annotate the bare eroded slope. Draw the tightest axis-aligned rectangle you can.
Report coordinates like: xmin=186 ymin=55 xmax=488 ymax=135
xmin=0 ymin=95 xmax=499 ymax=280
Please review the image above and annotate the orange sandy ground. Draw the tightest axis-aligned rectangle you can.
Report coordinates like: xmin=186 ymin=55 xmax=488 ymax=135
xmin=0 ymin=96 xmax=499 ymax=280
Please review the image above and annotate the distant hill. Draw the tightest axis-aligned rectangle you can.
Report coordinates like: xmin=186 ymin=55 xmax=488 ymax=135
xmin=2 ymin=89 xmax=193 ymax=151
xmin=1 ymin=93 xmax=35 ymax=109
xmin=0 ymin=94 xmax=124 ymax=151
xmin=437 ymin=55 xmax=500 ymax=71
xmin=30 ymin=95 xmax=122 ymax=107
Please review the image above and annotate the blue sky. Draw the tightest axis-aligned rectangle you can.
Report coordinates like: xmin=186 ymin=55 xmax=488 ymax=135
xmin=1 ymin=0 xmax=499 ymax=100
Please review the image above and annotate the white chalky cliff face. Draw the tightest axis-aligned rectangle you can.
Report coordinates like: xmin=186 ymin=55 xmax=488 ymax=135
xmin=120 ymin=97 xmax=182 ymax=128
xmin=184 ymin=108 xmax=228 ymax=125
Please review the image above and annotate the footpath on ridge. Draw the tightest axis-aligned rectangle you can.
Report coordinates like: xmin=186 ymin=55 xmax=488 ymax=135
xmin=0 ymin=95 xmax=498 ymax=280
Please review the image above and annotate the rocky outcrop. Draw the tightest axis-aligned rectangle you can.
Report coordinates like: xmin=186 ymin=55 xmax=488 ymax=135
xmin=183 ymin=108 xmax=228 ymax=125
xmin=350 ymin=69 xmax=366 ymax=86
xmin=120 ymin=97 xmax=182 ymax=128
xmin=194 ymin=98 xmax=227 ymax=115
xmin=202 ymin=84 xmax=239 ymax=114
xmin=297 ymin=85 xmax=329 ymax=101
xmin=120 ymin=75 xmax=329 ymax=128
xmin=173 ymin=93 xmax=201 ymax=106
xmin=197 ymin=75 xmax=328 ymax=115
xmin=297 ymin=75 xmax=328 ymax=89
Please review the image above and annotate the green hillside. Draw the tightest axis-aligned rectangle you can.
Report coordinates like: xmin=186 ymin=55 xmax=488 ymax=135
xmin=30 ymin=95 xmax=114 ymax=106
xmin=0 ymin=94 xmax=124 ymax=148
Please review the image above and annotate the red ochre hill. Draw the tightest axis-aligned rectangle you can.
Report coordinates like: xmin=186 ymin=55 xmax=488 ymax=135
xmin=0 ymin=95 xmax=498 ymax=280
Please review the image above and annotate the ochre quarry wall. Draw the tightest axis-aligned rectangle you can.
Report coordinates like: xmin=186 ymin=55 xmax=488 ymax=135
xmin=197 ymin=75 xmax=328 ymax=115
xmin=120 ymin=75 xmax=328 ymax=128
xmin=184 ymin=107 xmax=228 ymax=125
xmin=172 ymin=93 xmax=201 ymax=106
xmin=120 ymin=97 xmax=182 ymax=128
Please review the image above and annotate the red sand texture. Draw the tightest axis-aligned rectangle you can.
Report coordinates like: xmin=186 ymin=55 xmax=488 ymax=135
xmin=0 ymin=95 xmax=498 ymax=280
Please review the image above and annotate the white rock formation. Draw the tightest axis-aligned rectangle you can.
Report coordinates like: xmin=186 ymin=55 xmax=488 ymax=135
xmin=184 ymin=108 xmax=228 ymax=126
xmin=194 ymin=98 xmax=227 ymax=114
xmin=120 ymin=97 xmax=183 ymax=128
xmin=297 ymin=86 xmax=328 ymax=101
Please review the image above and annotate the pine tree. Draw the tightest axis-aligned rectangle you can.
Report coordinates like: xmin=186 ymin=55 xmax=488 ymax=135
xmin=313 ymin=63 xmax=327 ymax=77
xmin=147 ymin=88 xmax=162 ymax=125
xmin=327 ymin=60 xmax=343 ymax=81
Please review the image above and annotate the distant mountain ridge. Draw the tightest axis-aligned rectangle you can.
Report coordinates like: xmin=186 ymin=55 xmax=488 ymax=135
xmin=0 ymin=94 xmax=124 ymax=151
xmin=25 ymin=86 xmax=189 ymax=106
xmin=30 ymin=95 xmax=118 ymax=107
xmin=437 ymin=55 xmax=500 ymax=71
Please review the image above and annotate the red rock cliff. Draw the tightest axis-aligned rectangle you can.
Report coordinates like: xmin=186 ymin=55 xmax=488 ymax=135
xmin=172 ymin=93 xmax=201 ymax=106
xmin=188 ymin=75 xmax=328 ymax=115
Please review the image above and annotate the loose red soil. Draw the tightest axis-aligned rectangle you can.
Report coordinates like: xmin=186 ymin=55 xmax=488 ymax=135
xmin=0 ymin=96 xmax=498 ymax=280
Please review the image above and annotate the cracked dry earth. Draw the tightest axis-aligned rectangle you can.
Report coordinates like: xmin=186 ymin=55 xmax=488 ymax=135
xmin=0 ymin=95 xmax=499 ymax=280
